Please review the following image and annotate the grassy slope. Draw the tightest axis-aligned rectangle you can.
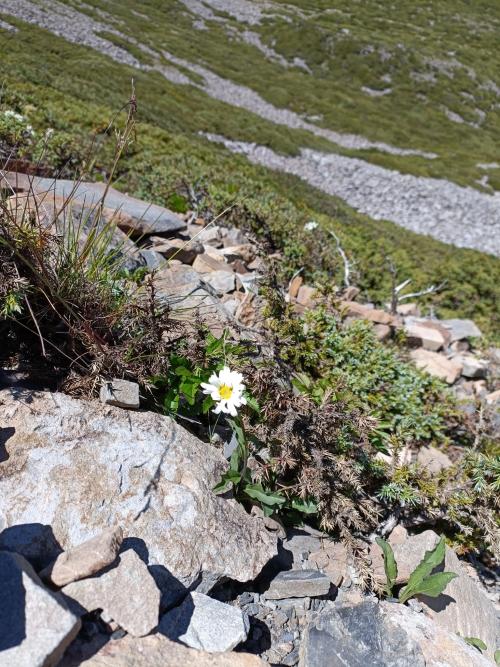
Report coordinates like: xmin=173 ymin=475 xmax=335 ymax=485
xmin=0 ymin=11 xmax=499 ymax=336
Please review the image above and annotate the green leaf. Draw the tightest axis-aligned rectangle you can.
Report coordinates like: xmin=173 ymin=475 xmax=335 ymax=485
xmin=400 ymin=571 xmax=458 ymax=602
xmin=201 ymin=395 xmax=214 ymax=413
xmin=398 ymin=535 xmax=446 ymax=601
xmin=375 ymin=537 xmax=398 ymax=597
xmin=243 ymin=483 xmax=286 ymax=506
xmin=463 ymin=637 xmax=487 ymax=652
xmin=244 ymin=392 xmax=260 ymax=414
xmin=213 ymin=470 xmax=241 ymax=494
xmin=494 ymin=649 xmax=500 ymax=665
xmin=290 ymin=497 xmax=318 ymax=514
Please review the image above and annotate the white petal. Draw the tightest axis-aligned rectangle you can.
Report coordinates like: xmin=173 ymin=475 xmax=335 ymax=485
xmin=200 ymin=382 xmax=215 ymax=394
xmin=213 ymin=403 xmax=223 ymax=414
xmin=208 ymin=373 xmax=221 ymax=386
xmin=228 ymin=403 xmax=238 ymax=417
xmin=219 ymin=366 xmax=232 ymax=384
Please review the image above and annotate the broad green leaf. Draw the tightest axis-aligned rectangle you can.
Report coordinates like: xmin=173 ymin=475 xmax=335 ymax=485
xmin=243 ymin=483 xmax=286 ymax=506
xmin=399 ymin=571 xmax=458 ymax=603
xmin=494 ymin=649 xmax=500 ymax=664
xmin=398 ymin=535 xmax=446 ymax=602
xmin=290 ymin=498 xmax=318 ymax=514
xmin=174 ymin=366 xmax=192 ymax=377
xmin=201 ymin=395 xmax=214 ymax=413
xmin=375 ymin=537 xmax=398 ymax=596
xmin=464 ymin=637 xmax=487 ymax=652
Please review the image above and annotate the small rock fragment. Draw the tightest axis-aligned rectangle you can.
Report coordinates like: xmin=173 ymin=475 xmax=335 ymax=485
xmin=441 ymin=319 xmax=482 ymax=342
xmin=41 ymin=527 xmax=123 ymax=587
xmin=201 ymin=270 xmax=236 ymax=294
xmin=193 ymin=253 xmax=233 ymax=273
xmin=100 ymin=379 xmax=140 ymax=409
xmin=454 ymin=355 xmax=488 ymax=379
xmin=265 ymin=570 xmax=331 ymax=600
xmin=159 ymin=591 xmax=249 ymax=652
xmin=415 ymin=446 xmax=452 ymax=474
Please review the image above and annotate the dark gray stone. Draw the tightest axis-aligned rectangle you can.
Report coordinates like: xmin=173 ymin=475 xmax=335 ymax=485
xmin=265 ymin=570 xmax=331 ymax=600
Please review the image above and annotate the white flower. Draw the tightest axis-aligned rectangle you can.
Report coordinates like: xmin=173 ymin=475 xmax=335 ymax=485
xmin=3 ymin=110 xmax=24 ymax=122
xmin=201 ymin=366 xmax=247 ymax=417
xmin=304 ymin=220 xmax=318 ymax=231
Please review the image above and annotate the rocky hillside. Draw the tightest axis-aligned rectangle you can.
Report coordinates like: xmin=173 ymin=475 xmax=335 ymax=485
xmin=0 ymin=1 xmax=499 ymax=666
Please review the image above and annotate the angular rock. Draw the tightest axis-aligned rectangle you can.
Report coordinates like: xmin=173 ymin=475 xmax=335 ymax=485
xmin=308 ymin=542 xmax=349 ymax=587
xmin=415 ymin=446 xmax=452 ymax=474
xmin=0 ymin=390 xmax=276 ymax=607
xmin=396 ymin=302 xmax=419 ymax=316
xmin=454 ymin=354 xmax=488 ymax=379
xmin=299 ymin=600 xmax=492 ymax=667
xmin=40 ymin=527 xmax=123 ymax=587
xmin=149 ymin=237 xmax=202 ymax=264
xmin=63 ymin=549 xmax=160 ymax=637
xmin=201 ymin=270 xmax=236 ymax=294
xmin=265 ymin=570 xmax=331 ymax=600
xmin=193 ymin=253 xmax=233 ymax=274
xmin=342 ymin=301 xmax=396 ymax=326
xmin=486 ymin=389 xmax=500 ymax=405
xmin=139 ymin=249 xmax=167 ymax=270
xmin=190 ymin=225 xmax=223 ymax=247
xmin=373 ymin=323 xmax=391 ymax=341
xmin=370 ymin=530 xmax=499 ymax=661
xmin=410 ymin=348 xmax=462 ymax=384
xmin=80 ymin=633 xmax=265 ymax=666
xmin=159 ymin=591 xmax=249 ymax=652
xmin=220 ymin=244 xmax=255 ymax=264
xmin=0 ymin=551 xmax=81 ymax=667
xmin=296 ymin=285 xmax=317 ymax=308
xmin=100 ymin=379 xmax=140 ymax=409
xmin=441 ymin=319 xmax=482 ymax=342
xmin=404 ymin=323 xmax=446 ymax=351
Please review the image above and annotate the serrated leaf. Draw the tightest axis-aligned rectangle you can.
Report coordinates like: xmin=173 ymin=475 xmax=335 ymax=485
xmin=290 ymin=497 xmax=318 ymax=514
xmin=243 ymin=483 xmax=286 ymax=506
xmin=463 ymin=637 xmax=487 ymax=652
xmin=398 ymin=535 xmax=446 ymax=602
xmin=375 ymin=537 xmax=398 ymax=596
xmin=399 ymin=571 xmax=457 ymax=603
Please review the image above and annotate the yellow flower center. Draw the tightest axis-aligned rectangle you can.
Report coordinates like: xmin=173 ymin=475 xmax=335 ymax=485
xmin=219 ymin=384 xmax=233 ymax=400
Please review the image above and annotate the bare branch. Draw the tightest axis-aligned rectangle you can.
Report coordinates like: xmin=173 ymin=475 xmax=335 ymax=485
xmin=329 ymin=230 xmax=351 ymax=287
xmin=398 ymin=280 xmax=447 ymax=302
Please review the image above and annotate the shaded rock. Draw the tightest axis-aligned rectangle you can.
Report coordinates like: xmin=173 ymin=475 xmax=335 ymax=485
xmin=404 ymin=323 xmax=446 ymax=351
xmin=220 ymin=244 xmax=255 ymax=264
xmin=415 ymin=446 xmax=452 ymax=474
xmin=454 ymin=354 xmax=489 ymax=379
xmin=40 ymin=527 xmax=123 ymax=588
xmin=0 ymin=551 xmax=81 ymax=667
xmin=100 ymin=379 xmax=140 ymax=409
xmin=308 ymin=542 xmax=349 ymax=588
xmin=139 ymin=249 xmax=167 ymax=270
xmin=0 ymin=390 xmax=276 ymax=608
xmin=201 ymin=270 xmax=236 ymax=294
xmin=441 ymin=319 xmax=482 ymax=342
xmin=159 ymin=591 xmax=249 ymax=652
xmin=63 ymin=549 xmax=160 ymax=637
xmin=79 ymin=633 xmax=265 ymax=666
xmin=373 ymin=323 xmax=391 ymax=341
xmin=299 ymin=600 xmax=492 ymax=667
xmin=410 ymin=348 xmax=462 ymax=384
xmin=265 ymin=570 xmax=331 ymax=600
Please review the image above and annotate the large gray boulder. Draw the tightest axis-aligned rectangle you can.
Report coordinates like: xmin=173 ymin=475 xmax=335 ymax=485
xmin=0 ymin=390 xmax=276 ymax=607
xmin=0 ymin=551 xmax=81 ymax=667
xmin=299 ymin=600 xmax=492 ymax=667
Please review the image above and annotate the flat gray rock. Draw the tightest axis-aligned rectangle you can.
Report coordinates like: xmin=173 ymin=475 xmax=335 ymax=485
xmin=299 ymin=600 xmax=492 ymax=667
xmin=0 ymin=390 xmax=276 ymax=608
xmin=0 ymin=551 xmax=81 ymax=667
xmin=99 ymin=379 xmax=140 ymax=409
xmin=159 ymin=591 xmax=249 ymax=652
xmin=440 ymin=319 xmax=482 ymax=341
xmin=265 ymin=569 xmax=331 ymax=599
xmin=63 ymin=549 xmax=160 ymax=637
